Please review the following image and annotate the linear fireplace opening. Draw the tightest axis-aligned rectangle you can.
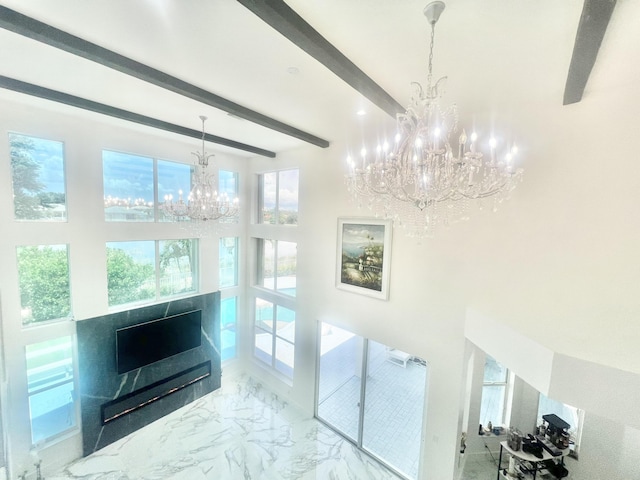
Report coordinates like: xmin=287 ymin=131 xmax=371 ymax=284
xmin=101 ymin=361 xmax=211 ymax=424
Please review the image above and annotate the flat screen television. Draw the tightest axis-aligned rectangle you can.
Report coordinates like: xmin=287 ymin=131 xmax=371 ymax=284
xmin=116 ymin=309 xmax=202 ymax=374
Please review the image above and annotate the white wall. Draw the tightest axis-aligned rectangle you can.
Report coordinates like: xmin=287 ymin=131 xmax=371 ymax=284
xmin=566 ymin=413 xmax=640 ymax=480
xmin=458 ymin=89 xmax=640 ymax=377
xmin=550 ymin=354 xmax=640 ymax=430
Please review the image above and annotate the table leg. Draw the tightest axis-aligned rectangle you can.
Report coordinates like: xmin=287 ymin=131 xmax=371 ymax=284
xmin=496 ymin=444 xmax=503 ymax=480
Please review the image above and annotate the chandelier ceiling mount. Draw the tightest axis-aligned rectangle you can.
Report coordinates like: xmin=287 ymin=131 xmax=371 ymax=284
xmin=423 ymin=1 xmax=445 ymax=25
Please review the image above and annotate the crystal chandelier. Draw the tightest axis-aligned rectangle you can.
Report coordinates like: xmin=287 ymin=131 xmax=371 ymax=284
xmin=162 ymin=116 xmax=239 ymax=223
xmin=346 ymin=1 xmax=523 ymax=237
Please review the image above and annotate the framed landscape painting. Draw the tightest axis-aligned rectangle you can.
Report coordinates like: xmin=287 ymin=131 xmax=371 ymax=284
xmin=336 ymin=218 xmax=392 ymax=300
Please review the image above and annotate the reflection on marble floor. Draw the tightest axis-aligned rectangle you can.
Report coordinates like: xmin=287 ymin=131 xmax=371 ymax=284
xmin=50 ymin=375 xmax=402 ymax=480
xmin=458 ymin=453 xmax=501 ymax=480
xmin=318 ymin=359 xmax=426 ymax=478
xmin=458 ymin=450 xmax=577 ymax=480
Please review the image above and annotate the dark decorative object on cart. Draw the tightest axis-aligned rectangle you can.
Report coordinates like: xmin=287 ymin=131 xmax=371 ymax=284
xmin=522 ymin=434 xmax=544 ymax=459
xmin=541 ymin=413 xmax=572 ymax=449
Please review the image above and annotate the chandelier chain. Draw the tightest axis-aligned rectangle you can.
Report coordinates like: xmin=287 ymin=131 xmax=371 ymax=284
xmin=427 ymin=22 xmax=435 ymax=90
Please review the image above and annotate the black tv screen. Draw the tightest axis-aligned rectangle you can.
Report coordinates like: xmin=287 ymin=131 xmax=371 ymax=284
xmin=116 ymin=310 xmax=202 ymax=374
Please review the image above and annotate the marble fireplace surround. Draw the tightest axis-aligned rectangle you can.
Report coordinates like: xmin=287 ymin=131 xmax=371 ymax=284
xmin=76 ymin=292 xmax=221 ymax=456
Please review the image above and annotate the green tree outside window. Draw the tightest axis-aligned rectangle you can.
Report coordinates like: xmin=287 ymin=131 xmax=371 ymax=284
xmin=17 ymin=245 xmax=71 ymax=324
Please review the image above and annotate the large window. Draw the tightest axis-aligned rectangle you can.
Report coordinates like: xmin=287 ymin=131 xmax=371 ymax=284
xmin=221 ymin=297 xmax=237 ymax=362
xmin=26 ymin=336 xmax=77 ymax=445
xmin=219 ymin=170 xmax=239 ymax=223
xmin=220 ymin=233 xmax=239 ymax=362
xmin=10 ymin=133 xmax=67 ymax=221
xmin=158 ymin=159 xmax=192 ymax=222
xmin=254 ymin=298 xmax=295 ymax=379
xmin=107 ymin=239 xmax=197 ymax=307
xmin=17 ymin=245 xmax=71 ymax=326
xmin=103 ymin=150 xmax=191 ymax=222
xmin=259 ymin=169 xmax=298 ymax=225
xmin=219 ymin=237 xmax=238 ymax=288
xmin=254 ymin=168 xmax=298 ymax=379
xmin=479 ymin=355 xmax=511 ymax=429
xmin=258 ymin=239 xmax=296 ymax=297
xmin=159 ymin=239 xmax=197 ymax=296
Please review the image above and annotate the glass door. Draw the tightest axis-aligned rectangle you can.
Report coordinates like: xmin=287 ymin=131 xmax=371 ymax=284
xmin=316 ymin=322 xmax=428 ymax=480
xmin=362 ymin=340 xmax=427 ymax=479
xmin=316 ymin=322 xmax=364 ymax=442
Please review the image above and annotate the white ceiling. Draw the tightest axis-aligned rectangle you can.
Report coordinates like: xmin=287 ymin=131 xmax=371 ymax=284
xmin=0 ymin=0 xmax=638 ymax=158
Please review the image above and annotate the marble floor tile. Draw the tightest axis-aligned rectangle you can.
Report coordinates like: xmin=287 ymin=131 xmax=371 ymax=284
xmin=50 ymin=375 xmax=402 ymax=480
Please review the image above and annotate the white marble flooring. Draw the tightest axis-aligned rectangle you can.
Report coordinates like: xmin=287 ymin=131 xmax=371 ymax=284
xmin=50 ymin=375 xmax=402 ymax=480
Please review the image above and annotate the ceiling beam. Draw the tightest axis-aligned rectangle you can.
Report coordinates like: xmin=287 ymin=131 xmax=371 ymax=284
xmin=237 ymin=0 xmax=405 ymax=119
xmin=0 ymin=76 xmax=276 ymax=158
xmin=563 ymin=0 xmax=617 ymax=105
xmin=0 ymin=5 xmax=329 ymax=149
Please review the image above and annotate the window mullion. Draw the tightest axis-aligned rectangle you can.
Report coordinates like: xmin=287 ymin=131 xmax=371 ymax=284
xmin=28 ymin=378 xmax=73 ymax=396
xmin=275 ymin=172 xmax=280 ymax=225
xmin=271 ymin=306 xmax=278 ymax=368
xmin=273 ymin=240 xmax=278 ymax=291
xmin=155 ymin=240 xmax=161 ymax=300
xmin=253 ymin=169 xmax=298 ymax=379
xmin=356 ymin=338 xmax=369 ymax=448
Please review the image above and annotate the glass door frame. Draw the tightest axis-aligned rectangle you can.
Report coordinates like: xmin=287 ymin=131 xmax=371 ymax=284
xmin=314 ymin=321 xmax=425 ymax=480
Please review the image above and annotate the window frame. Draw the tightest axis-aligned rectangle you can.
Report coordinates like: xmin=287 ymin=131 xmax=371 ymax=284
xmin=9 ymin=132 xmax=68 ymax=223
xmin=219 ymin=237 xmax=239 ymax=289
xmin=25 ymin=335 xmax=80 ymax=446
xmin=220 ymin=296 xmax=238 ymax=362
xmin=106 ymin=239 xmax=199 ymax=309
xmin=537 ymin=393 xmax=584 ymax=455
xmin=253 ymin=297 xmax=295 ymax=380
xmin=218 ymin=170 xmax=240 ymax=224
xmin=479 ymin=355 xmax=514 ymax=430
xmin=16 ymin=244 xmax=72 ymax=327
xmin=257 ymin=168 xmax=298 ymax=225
xmin=256 ymin=239 xmax=296 ymax=297
xmin=102 ymin=149 xmax=193 ymax=223
xmin=252 ymin=168 xmax=299 ymax=382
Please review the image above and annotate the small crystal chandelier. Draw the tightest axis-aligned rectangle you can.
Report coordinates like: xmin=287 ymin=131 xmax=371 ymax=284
xmin=162 ymin=116 xmax=239 ymax=223
xmin=346 ymin=1 xmax=523 ymax=237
